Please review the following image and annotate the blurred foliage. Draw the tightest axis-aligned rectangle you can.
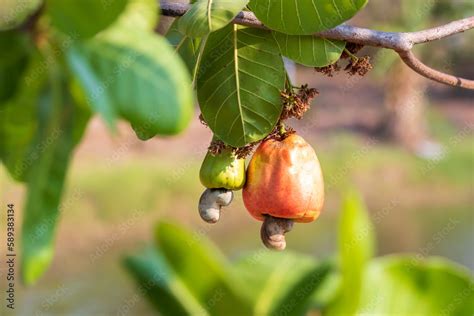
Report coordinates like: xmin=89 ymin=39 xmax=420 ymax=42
xmin=125 ymin=191 xmax=474 ymax=315
xmin=0 ymin=0 xmax=193 ymax=284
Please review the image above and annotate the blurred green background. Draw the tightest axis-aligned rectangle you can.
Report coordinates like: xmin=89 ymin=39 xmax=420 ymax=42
xmin=0 ymin=0 xmax=473 ymax=314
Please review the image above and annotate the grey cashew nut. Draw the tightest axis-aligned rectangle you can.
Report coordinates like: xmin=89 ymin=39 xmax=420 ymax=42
xmin=198 ymin=188 xmax=233 ymax=223
xmin=260 ymin=215 xmax=294 ymax=251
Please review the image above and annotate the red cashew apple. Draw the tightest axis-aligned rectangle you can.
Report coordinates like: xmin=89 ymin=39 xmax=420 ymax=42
xmin=243 ymin=133 xmax=324 ymax=250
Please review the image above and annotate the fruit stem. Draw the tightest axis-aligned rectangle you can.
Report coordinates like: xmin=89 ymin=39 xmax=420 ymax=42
xmin=278 ymin=122 xmax=287 ymax=135
xmin=343 ymin=48 xmax=359 ymax=62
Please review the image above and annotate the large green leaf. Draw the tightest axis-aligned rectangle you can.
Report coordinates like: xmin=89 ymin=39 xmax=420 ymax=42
xmin=197 ymin=25 xmax=285 ymax=147
xmin=46 ymin=0 xmax=128 ymax=38
xmin=355 ymin=256 xmax=474 ymax=315
xmin=155 ymin=222 xmax=253 ymax=316
xmin=235 ymin=251 xmax=332 ymax=316
xmin=124 ymin=247 xmax=208 ymax=316
xmin=166 ymin=18 xmax=202 ymax=74
xmin=326 ymin=190 xmax=374 ymax=315
xmin=0 ymin=0 xmax=42 ymax=30
xmin=272 ymin=32 xmax=345 ymax=67
xmin=21 ymin=71 xmax=90 ymax=285
xmin=248 ymin=0 xmax=368 ymax=35
xmin=0 ymin=31 xmax=31 ymax=103
xmin=178 ymin=0 xmax=249 ymax=38
xmin=67 ymin=29 xmax=194 ymax=139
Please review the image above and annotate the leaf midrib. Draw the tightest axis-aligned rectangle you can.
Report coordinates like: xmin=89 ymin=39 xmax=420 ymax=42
xmin=206 ymin=0 xmax=213 ymax=31
xmin=233 ymin=24 xmax=246 ymax=144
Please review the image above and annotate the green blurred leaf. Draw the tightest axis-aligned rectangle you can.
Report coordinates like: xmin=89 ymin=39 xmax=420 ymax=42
xmin=0 ymin=55 xmax=46 ymax=181
xmin=0 ymin=0 xmax=42 ymax=30
xmin=66 ymin=45 xmax=117 ymax=131
xmin=178 ymin=0 xmax=248 ymax=38
xmin=46 ymin=0 xmax=128 ymax=39
xmin=197 ymin=25 xmax=285 ymax=147
xmin=326 ymin=190 xmax=374 ymax=315
xmin=108 ymin=0 xmax=158 ymax=31
xmin=356 ymin=256 xmax=474 ymax=315
xmin=272 ymin=32 xmax=345 ymax=67
xmin=124 ymin=247 xmax=208 ymax=316
xmin=67 ymin=29 xmax=194 ymax=139
xmin=235 ymin=251 xmax=332 ymax=316
xmin=0 ymin=31 xmax=32 ymax=103
xmin=248 ymin=0 xmax=368 ymax=35
xmin=21 ymin=68 xmax=90 ymax=284
xmin=166 ymin=18 xmax=201 ymax=74
xmin=155 ymin=222 xmax=253 ymax=316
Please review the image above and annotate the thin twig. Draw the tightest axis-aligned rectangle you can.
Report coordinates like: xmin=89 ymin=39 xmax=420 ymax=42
xmin=160 ymin=2 xmax=474 ymax=89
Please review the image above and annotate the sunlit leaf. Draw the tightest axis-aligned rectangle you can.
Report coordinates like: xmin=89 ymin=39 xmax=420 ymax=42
xmin=67 ymin=29 xmax=194 ymax=139
xmin=124 ymin=247 xmax=208 ymax=316
xmin=109 ymin=0 xmax=159 ymax=31
xmin=272 ymin=32 xmax=345 ymax=67
xmin=235 ymin=251 xmax=332 ymax=316
xmin=326 ymin=189 xmax=374 ymax=315
xmin=156 ymin=222 xmax=253 ymax=316
xmin=248 ymin=0 xmax=368 ymax=35
xmin=21 ymin=71 xmax=90 ymax=285
xmin=197 ymin=25 xmax=285 ymax=147
xmin=356 ymin=256 xmax=474 ymax=315
xmin=178 ymin=0 xmax=249 ymax=38
xmin=166 ymin=18 xmax=201 ymax=74
xmin=46 ymin=0 xmax=128 ymax=38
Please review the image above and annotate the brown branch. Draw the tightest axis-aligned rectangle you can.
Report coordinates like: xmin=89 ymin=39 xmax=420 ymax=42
xmin=398 ymin=50 xmax=474 ymax=89
xmin=160 ymin=2 xmax=474 ymax=90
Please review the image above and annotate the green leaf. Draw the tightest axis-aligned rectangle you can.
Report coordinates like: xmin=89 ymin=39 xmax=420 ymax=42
xmin=248 ymin=0 xmax=368 ymax=35
xmin=108 ymin=0 xmax=159 ymax=31
xmin=155 ymin=222 xmax=253 ymax=316
xmin=326 ymin=190 xmax=374 ymax=315
xmin=197 ymin=25 xmax=285 ymax=147
xmin=21 ymin=71 xmax=89 ymax=285
xmin=67 ymin=29 xmax=194 ymax=139
xmin=235 ymin=251 xmax=332 ymax=316
xmin=124 ymin=247 xmax=208 ymax=316
xmin=166 ymin=18 xmax=201 ymax=74
xmin=0 ymin=0 xmax=42 ymax=30
xmin=46 ymin=0 xmax=128 ymax=39
xmin=178 ymin=0 xmax=249 ymax=38
xmin=0 ymin=55 xmax=46 ymax=181
xmin=272 ymin=32 xmax=345 ymax=67
xmin=0 ymin=31 xmax=32 ymax=103
xmin=355 ymin=256 xmax=474 ymax=315
xmin=66 ymin=45 xmax=117 ymax=131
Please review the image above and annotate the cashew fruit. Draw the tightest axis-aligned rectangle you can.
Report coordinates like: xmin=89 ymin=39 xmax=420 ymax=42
xmin=199 ymin=148 xmax=246 ymax=190
xmin=243 ymin=133 xmax=324 ymax=223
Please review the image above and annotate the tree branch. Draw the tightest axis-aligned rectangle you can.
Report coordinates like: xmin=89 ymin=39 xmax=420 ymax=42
xmin=160 ymin=2 xmax=474 ymax=89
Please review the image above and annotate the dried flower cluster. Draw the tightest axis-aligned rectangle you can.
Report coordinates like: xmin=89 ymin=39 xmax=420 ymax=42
xmin=208 ymin=139 xmax=226 ymax=155
xmin=345 ymin=56 xmax=373 ymax=76
xmin=280 ymin=84 xmax=319 ymax=120
xmin=314 ymin=63 xmax=341 ymax=77
xmin=315 ymin=44 xmax=372 ymax=77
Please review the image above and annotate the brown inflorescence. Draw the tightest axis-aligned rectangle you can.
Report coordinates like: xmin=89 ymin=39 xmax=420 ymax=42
xmin=345 ymin=56 xmax=373 ymax=76
xmin=314 ymin=63 xmax=341 ymax=77
xmin=280 ymin=84 xmax=319 ymax=120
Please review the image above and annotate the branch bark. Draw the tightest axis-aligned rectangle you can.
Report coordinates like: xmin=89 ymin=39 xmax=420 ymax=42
xmin=160 ymin=2 xmax=474 ymax=89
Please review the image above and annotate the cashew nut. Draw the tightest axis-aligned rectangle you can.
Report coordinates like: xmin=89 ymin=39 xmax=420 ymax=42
xmin=198 ymin=188 xmax=233 ymax=223
xmin=260 ymin=215 xmax=294 ymax=250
